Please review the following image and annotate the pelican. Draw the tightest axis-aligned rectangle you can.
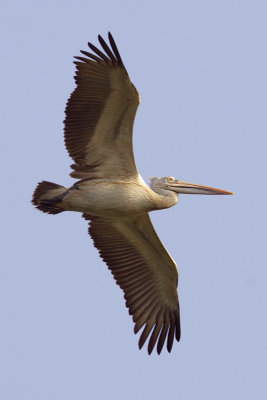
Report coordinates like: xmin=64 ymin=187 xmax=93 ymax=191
xmin=32 ymin=33 xmax=233 ymax=354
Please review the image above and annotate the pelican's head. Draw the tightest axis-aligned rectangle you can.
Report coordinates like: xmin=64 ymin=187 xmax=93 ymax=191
xmin=150 ymin=176 xmax=233 ymax=195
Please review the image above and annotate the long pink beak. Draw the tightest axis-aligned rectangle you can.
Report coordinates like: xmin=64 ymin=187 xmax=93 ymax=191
xmin=169 ymin=180 xmax=233 ymax=195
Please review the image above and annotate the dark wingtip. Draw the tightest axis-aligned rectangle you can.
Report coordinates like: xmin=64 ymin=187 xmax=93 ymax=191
xmin=175 ymin=311 xmax=181 ymax=341
xmin=176 ymin=328 xmax=181 ymax=342
xmin=107 ymin=32 xmax=123 ymax=66
xmin=97 ymin=34 xmax=104 ymax=45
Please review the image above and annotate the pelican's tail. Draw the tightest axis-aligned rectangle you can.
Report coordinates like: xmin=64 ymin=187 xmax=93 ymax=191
xmin=32 ymin=181 xmax=67 ymax=215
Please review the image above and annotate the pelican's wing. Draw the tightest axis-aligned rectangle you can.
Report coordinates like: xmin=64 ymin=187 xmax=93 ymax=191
xmin=83 ymin=213 xmax=180 ymax=354
xmin=64 ymin=33 xmax=140 ymax=179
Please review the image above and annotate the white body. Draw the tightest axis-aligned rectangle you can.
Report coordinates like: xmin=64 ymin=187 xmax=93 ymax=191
xmin=63 ymin=175 xmax=178 ymax=217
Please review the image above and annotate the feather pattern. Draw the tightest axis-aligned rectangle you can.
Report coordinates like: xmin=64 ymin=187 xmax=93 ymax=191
xmin=64 ymin=32 xmax=140 ymax=179
xmin=83 ymin=213 xmax=181 ymax=354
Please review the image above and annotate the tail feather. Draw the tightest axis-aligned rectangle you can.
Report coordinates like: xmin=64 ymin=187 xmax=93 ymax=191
xmin=32 ymin=181 xmax=67 ymax=215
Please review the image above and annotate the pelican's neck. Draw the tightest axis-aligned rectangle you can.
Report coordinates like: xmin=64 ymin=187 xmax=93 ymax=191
xmin=150 ymin=185 xmax=178 ymax=210
xmin=137 ymin=174 xmax=178 ymax=210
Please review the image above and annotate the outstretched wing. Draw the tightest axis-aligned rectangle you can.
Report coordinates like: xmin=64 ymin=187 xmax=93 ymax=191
xmin=83 ymin=213 xmax=180 ymax=354
xmin=64 ymin=32 xmax=140 ymax=179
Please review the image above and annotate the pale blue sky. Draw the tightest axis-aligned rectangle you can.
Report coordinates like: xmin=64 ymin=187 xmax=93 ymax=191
xmin=1 ymin=1 xmax=267 ymax=399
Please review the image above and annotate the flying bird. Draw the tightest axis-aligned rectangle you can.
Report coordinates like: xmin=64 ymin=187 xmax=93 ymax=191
xmin=32 ymin=33 xmax=233 ymax=354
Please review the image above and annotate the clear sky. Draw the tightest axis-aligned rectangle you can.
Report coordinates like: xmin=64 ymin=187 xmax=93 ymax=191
xmin=1 ymin=1 xmax=267 ymax=399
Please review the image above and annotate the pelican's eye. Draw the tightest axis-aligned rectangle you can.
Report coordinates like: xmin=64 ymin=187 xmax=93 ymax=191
xmin=168 ymin=177 xmax=175 ymax=183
